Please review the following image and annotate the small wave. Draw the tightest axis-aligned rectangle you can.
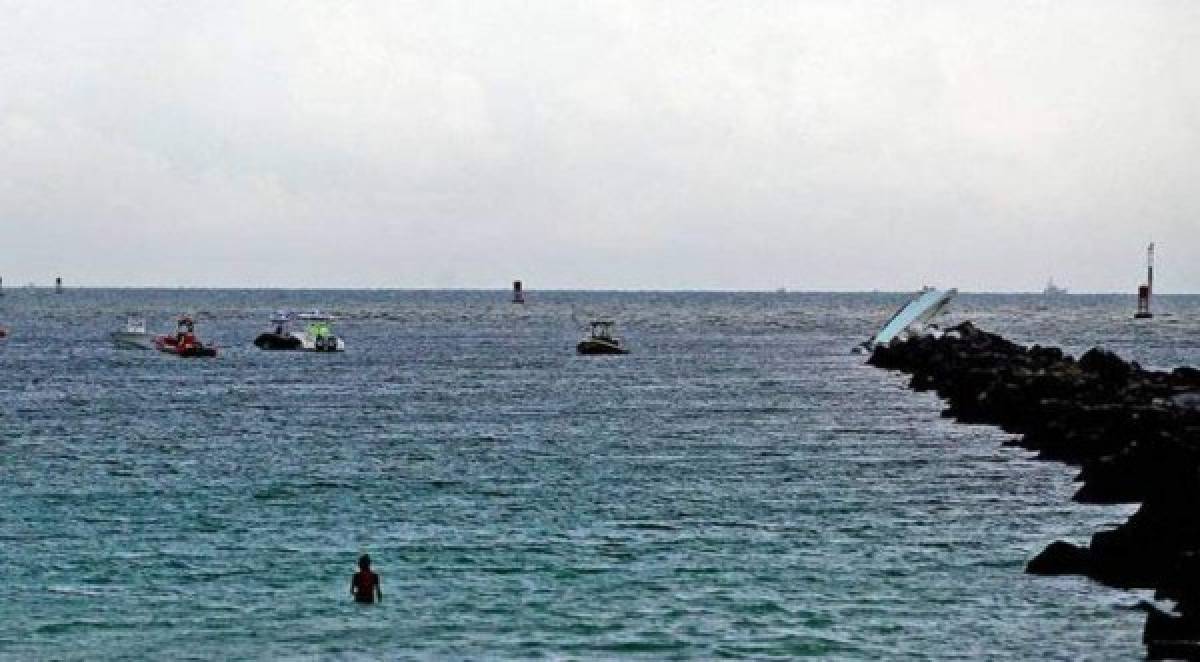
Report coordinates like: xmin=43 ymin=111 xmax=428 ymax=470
xmin=253 ymin=485 xmax=296 ymax=500
xmin=619 ymin=521 xmax=680 ymax=531
xmin=47 ymin=585 xmax=109 ymax=597
xmin=33 ymin=616 xmax=142 ymax=635
xmin=588 ymin=638 xmax=689 ymax=654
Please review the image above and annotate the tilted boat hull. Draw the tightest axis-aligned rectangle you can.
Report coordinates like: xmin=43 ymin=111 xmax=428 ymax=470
xmin=866 ymin=288 xmax=957 ymax=349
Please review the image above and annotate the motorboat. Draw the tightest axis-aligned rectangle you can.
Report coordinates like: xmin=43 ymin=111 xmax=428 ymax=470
xmin=576 ymin=320 xmax=629 ymax=355
xmin=254 ymin=311 xmax=303 ymax=350
xmin=855 ymin=287 xmax=957 ymax=353
xmin=253 ymin=310 xmax=344 ymax=352
xmin=295 ymin=312 xmax=346 ymax=352
xmin=111 ymin=316 xmax=156 ymax=350
xmin=155 ymin=315 xmax=218 ymax=358
xmin=0 ymin=325 xmax=7 ymax=339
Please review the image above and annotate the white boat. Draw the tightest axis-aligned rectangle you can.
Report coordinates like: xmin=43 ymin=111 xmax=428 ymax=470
xmin=111 ymin=317 xmax=156 ymax=350
xmin=857 ymin=287 xmax=957 ymax=352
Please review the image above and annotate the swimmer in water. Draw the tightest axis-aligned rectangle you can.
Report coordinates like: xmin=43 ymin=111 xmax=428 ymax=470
xmin=351 ymin=554 xmax=381 ymax=604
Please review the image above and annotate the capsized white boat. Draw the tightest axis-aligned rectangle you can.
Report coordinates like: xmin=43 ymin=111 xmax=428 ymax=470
xmin=856 ymin=287 xmax=957 ymax=353
xmin=111 ymin=316 xmax=156 ymax=350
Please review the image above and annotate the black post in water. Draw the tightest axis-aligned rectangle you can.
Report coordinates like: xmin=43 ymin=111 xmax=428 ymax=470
xmin=1134 ymin=243 xmax=1154 ymax=319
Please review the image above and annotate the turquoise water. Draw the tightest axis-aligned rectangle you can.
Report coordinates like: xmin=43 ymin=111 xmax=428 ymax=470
xmin=2 ymin=290 xmax=1197 ymax=659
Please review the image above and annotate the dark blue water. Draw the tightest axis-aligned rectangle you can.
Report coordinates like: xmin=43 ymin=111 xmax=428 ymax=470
xmin=2 ymin=290 xmax=1196 ymax=659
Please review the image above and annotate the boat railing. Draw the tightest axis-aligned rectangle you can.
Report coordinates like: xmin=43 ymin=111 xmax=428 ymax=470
xmin=589 ymin=321 xmax=617 ymax=340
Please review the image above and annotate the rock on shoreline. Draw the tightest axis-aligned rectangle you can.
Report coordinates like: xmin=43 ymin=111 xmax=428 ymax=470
xmin=869 ymin=322 xmax=1200 ymax=658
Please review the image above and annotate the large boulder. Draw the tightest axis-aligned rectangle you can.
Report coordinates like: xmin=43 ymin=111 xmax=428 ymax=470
xmin=1143 ymin=603 xmax=1200 ymax=659
xmin=1079 ymin=347 xmax=1133 ymax=385
xmin=1027 ymin=540 xmax=1092 ymax=575
xmin=1170 ymin=367 xmax=1200 ymax=390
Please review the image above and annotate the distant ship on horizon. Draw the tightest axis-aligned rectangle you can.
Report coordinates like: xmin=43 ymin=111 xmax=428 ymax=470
xmin=1042 ymin=278 xmax=1068 ymax=296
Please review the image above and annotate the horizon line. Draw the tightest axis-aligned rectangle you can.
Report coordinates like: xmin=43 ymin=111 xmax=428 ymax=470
xmin=3 ymin=285 xmax=1198 ymax=296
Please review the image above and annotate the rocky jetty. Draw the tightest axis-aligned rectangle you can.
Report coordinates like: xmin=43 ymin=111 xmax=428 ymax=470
xmin=869 ymin=322 xmax=1200 ymax=658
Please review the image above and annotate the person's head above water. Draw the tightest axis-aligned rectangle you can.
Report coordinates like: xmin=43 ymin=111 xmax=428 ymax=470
xmin=358 ymin=554 xmax=371 ymax=571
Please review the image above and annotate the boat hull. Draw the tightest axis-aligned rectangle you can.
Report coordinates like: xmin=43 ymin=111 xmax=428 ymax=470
xmin=253 ymin=332 xmax=343 ymax=352
xmin=867 ymin=288 xmax=957 ymax=349
xmin=111 ymin=331 xmax=156 ymax=350
xmin=155 ymin=336 xmax=218 ymax=358
xmin=309 ymin=336 xmax=345 ymax=352
xmin=176 ymin=345 xmax=218 ymax=358
xmin=254 ymin=333 xmax=303 ymax=350
xmin=576 ymin=340 xmax=629 ymax=355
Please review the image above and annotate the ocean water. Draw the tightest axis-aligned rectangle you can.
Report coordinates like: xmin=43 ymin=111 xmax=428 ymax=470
xmin=1 ymin=290 xmax=1197 ymax=660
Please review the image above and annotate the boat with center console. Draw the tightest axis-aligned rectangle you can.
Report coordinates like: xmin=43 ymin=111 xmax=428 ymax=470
xmin=155 ymin=315 xmax=218 ymax=358
xmin=253 ymin=310 xmax=344 ymax=352
xmin=576 ymin=320 xmax=630 ymax=355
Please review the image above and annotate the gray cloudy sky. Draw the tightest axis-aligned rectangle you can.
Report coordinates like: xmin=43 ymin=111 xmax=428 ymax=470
xmin=1 ymin=1 xmax=1198 ymax=290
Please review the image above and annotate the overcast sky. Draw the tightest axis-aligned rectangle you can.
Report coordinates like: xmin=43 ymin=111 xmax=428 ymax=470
xmin=1 ymin=1 xmax=1197 ymax=291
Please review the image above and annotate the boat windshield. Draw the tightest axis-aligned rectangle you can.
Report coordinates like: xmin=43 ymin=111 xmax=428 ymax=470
xmin=268 ymin=311 xmax=291 ymax=333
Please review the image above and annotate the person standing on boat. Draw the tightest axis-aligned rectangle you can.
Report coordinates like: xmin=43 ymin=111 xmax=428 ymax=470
xmin=175 ymin=317 xmax=196 ymax=350
xmin=351 ymin=554 xmax=382 ymax=604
